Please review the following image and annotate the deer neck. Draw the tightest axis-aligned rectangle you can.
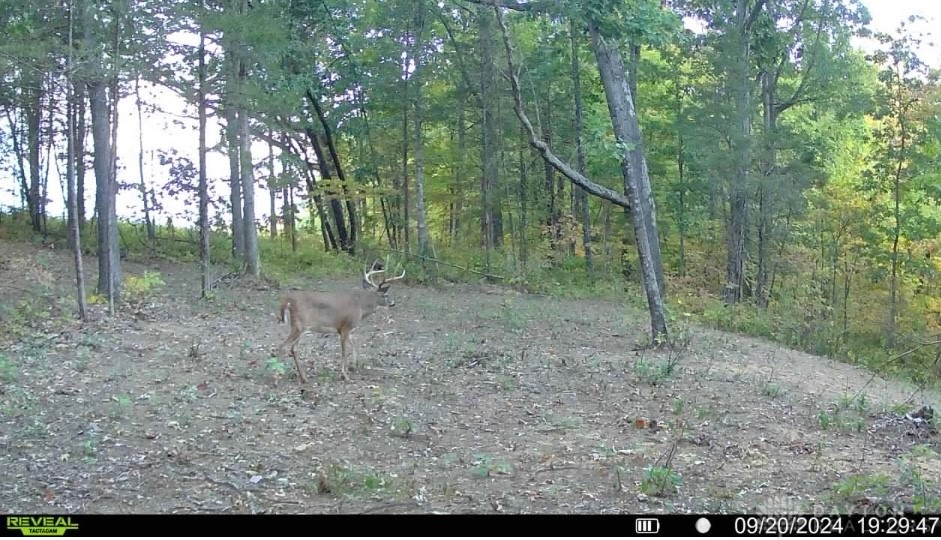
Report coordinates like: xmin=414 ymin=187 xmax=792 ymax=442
xmin=356 ymin=291 xmax=381 ymax=318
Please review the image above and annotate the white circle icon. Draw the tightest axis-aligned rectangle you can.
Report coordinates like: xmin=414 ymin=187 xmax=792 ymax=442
xmin=695 ymin=517 xmax=711 ymax=534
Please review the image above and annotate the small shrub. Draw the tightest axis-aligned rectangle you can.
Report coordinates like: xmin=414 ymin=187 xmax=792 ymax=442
xmin=641 ymin=466 xmax=682 ymax=496
xmin=123 ymin=271 xmax=165 ymax=304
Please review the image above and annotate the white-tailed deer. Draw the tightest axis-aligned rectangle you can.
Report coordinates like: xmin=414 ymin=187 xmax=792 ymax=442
xmin=276 ymin=260 xmax=406 ymax=383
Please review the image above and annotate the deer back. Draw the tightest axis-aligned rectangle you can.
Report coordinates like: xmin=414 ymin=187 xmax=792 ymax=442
xmin=286 ymin=290 xmax=382 ymax=331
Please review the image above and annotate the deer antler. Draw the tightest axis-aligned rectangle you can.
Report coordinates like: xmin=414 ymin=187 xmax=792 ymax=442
xmin=363 ymin=259 xmax=386 ymax=289
xmin=379 ymin=268 xmax=406 ymax=287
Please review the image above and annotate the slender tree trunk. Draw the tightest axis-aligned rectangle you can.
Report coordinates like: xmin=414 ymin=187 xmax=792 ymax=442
xmin=239 ymin=62 xmax=260 ymax=277
xmin=66 ymin=0 xmax=87 ymax=321
xmin=307 ymin=89 xmax=358 ymax=252
xmin=453 ymin=85 xmax=467 ymax=243
xmin=224 ymin=53 xmax=244 ymax=260
xmin=135 ymin=77 xmax=155 ymax=247
xmin=888 ymin=122 xmax=905 ymax=349
xmin=268 ymin=137 xmax=278 ymax=239
xmin=284 ymin=186 xmax=296 ymax=252
xmin=479 ymin=5 xmax=501 ymax=263
xmin=307 ymin=129 xmax=349 ymax=251
xmin=571 ymin=21 xmax=593 ymax=280
xmin=401 ymin=41 xmax=411 ymax=254
xmin=518 ymin=124 xmax=529 ymax=268
xmin=75 ymin=85 xmax=87 ymax=229
xmin=544 ymin=99 xmax=557 ymax=257
xmin=26 ymin=78 xmax=43 ymax=232
xmin=412 ymin=9 xmax=430 ymax=257
xmin=198 ymin=8 xmax=211 ymax=297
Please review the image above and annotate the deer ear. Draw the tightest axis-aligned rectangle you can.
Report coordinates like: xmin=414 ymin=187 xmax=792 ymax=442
xmin=362 ymin=279 xmax=374 ymax=290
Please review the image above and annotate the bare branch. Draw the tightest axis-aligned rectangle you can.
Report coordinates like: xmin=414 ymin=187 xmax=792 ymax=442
xmin=494 ymin=7 xmax=631 ymax=210
xmin=459 ymin=0 xmax=553 ymax=12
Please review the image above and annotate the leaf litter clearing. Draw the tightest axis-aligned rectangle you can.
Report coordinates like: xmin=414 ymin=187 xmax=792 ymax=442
xmin=0 ymin=239 xmax=938 ymax=514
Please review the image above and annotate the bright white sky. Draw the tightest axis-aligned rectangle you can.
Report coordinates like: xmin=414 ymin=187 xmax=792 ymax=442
xmin=1 ymin=0 xmax=938 ymax=228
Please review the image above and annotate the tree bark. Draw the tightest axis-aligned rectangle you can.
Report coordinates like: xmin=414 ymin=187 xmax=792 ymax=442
xmin=588 ymin=19 xmax=667 ymax=341
xmin=25 ymin=76 xmax=43 ymax=232
xmin=268 ymin=136 xmax=278 ymax=239
xmin=66 ymin=1 xmax=87 ymax=321
xmin=307 ymin=89 xmax=357 ymax=251
xmin=238 ymin=61 xmax=260 ymax=277
xmin=412 ymin=2 xmax=430 ymax=256
xmin=479 ymin=5 xmax=502 ymax=261
xmin=135 ymin=76 xmax=155 ymax=247
xmin=306 ymin=127 xmax=349 ymax=252
xmin=571 ymin=21 xmax=593 ymax=280
xmin=75 ymin=84 xmax=87 ymax=229
xmin=493 ymin=7 xmax=667 ymax=341
xmin=198 ymin=8 xmax=211 ymax=297
xmin=724 ymin=0 xmax=760 ymax=304
xmin=224 ymin=52 xmax=244 ymax=260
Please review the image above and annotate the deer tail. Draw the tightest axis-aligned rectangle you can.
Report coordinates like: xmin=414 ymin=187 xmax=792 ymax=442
xmin=279 ymin=296 xmax=290 ymax=323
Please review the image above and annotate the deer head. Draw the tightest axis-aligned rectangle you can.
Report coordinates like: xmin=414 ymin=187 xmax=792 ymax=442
xmin=361 ymin=259 xmax=406 ymax=307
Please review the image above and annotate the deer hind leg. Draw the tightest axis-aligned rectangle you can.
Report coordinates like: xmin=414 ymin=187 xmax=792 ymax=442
xmin=339 ymin=327 xmax=352 ymax=381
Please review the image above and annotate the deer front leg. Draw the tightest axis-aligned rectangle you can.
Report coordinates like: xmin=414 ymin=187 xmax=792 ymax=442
xmin=280 ymin=327 xmax=307 ymax=383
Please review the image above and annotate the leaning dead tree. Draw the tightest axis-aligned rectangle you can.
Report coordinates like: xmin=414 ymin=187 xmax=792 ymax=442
xmin=482 ymin=1 xmax=668 ymax=342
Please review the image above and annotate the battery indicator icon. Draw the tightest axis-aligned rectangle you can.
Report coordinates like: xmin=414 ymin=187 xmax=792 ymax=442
xmin=636 ymin=518 xmax=660 ymax=534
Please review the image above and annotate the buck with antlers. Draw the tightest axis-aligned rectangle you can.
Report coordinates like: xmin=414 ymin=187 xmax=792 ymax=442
xmin=276 ymin=260 xmax=406 ymax=383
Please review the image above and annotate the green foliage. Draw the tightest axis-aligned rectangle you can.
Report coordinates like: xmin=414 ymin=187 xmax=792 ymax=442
xmin=0 ymin=353 xmax=17 ymax=383
xmin=641 ymin=465 xmax=682 ymax=496
xmin=123 ymin=271 xmax=165 ymax=304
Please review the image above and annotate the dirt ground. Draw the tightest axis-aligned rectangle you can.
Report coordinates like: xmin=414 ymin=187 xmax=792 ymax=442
xmin=1 ymin=239 xmax=939 ymax=515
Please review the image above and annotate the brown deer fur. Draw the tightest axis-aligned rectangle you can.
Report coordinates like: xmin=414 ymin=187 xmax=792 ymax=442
xmin=277 ymin=261 xmax=405 ymax=382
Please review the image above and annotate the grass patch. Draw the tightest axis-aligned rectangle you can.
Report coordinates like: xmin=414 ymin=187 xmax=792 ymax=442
xmin=470 ymin=453 xmax=514 ymax=478
xmin=641 ymin=466 xmax=682 ymax=497
xmin=314 ymin=463 xmax=403 ymax=498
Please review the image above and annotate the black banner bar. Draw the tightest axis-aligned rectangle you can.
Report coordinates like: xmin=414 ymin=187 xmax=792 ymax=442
xmin=3 ymin=513 xmax=941 ymax=537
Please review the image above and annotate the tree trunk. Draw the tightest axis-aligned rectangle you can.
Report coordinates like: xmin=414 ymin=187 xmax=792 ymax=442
xmin=238 ymin=60 xmax=260 ymax=277
xmin=26 ymin=77 xmax=43 ymax=233
xmin=283 ymin=186 xmax=296 ymax=252
xmin=198 ymin=9 xmax=211 ymax=297
xmin=307 ymin=89 xmax=357 ymax=252
xmin=268 ymin=137 xmax=278 ymax=239
xmin=453 ymin=85 xmax=467 ymax=243
xmin=518 ymin=124 xmax=529 ymax=268
xmin=401 ymin=41 xmax=411 ymax=254
xmin=571 ymin=21 xmax=593 ymax=280
xmin=755 ymin=69 xmax=776 ymax=307
xmin=544 ymin=99 xmax=557 ymax=257
xmin=75 ymin=84 xmax=87 ymax=229
xmin=412 ymin=4 xmax=430 ymax=257
xmin=588 ymin=20 xmax=668 ymax=342
xmin=135 ymin=77 xmax=155 ymax=248
xmin=224 ymin=53 xmax=244 ymax=260
xmin=724 ymin=0 xmax=758 ymax=305
xmin=89 ymin=79 xmax=120 ymax=305
xmin=888 ymin=118 xmax=905 ymax=349
xmin=479 ymin=5 xmax=501 ymax=262
xmin=66 ymin=1 xmax=87 ymax=321
xmin=306 ymin=128 xmax=349 ymax=252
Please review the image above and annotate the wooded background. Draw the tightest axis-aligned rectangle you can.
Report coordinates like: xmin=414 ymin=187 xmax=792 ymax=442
xmin=1 ymin=0 xmax=939 ymax=381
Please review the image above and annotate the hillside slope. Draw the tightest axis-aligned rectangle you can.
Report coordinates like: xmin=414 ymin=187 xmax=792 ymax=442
xmin=1 ymin=239 xmax=938 ymax=514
